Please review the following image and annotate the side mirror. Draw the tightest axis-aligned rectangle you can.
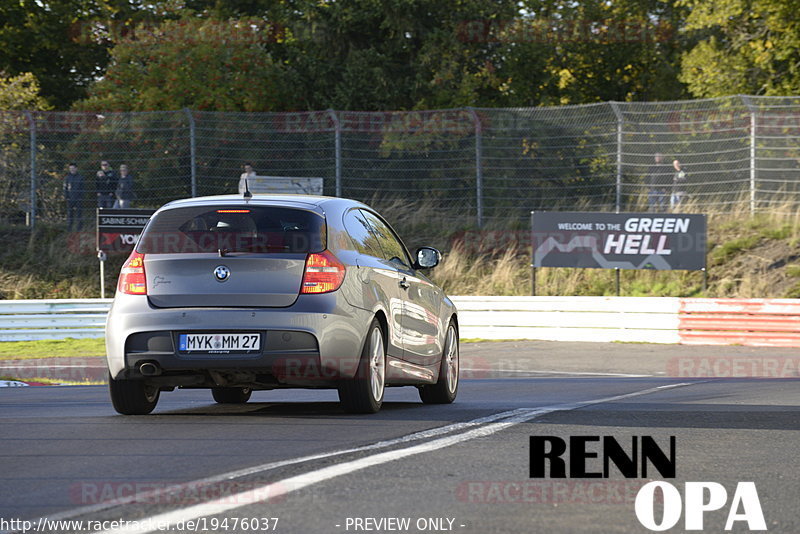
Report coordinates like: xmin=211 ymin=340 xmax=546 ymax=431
xmin=414 ymin=246 xmax=441 ymax=269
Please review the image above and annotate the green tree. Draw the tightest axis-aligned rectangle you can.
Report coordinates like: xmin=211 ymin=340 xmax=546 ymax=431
xmin=0 ymin=72 xmax=50 ymax=221
xmin=287 ymin=0 xmax=516 ymax=110
xmin=0 ymin=0 xmax=146 ymax=109
xmin=76 ymin=17 xmax=300 ymax=111
xmin=74 ymin=0 xmax=697 ymax=112
xmin=76 ymin=0 xmax=520 ymax=112
xmin=0 ymin=72 xmax=52 ymax=110
xmin=502 ymin=0 xmax=689 ymax=105
xmin=679 ymin=0 xmax=800 ymax=97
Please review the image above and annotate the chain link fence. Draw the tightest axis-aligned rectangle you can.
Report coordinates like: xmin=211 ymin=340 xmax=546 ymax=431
xmin=2 ymin=95 xmax=800 ymax=232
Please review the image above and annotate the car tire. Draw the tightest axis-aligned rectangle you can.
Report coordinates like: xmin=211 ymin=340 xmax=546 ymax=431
xmin=211 ymin=387 xmax=252 ymax=404
xmin=338 ymin=318 xmax=386 ymax=414
xmin=419 ymin=321 xmax=459 ymax=404
xmin=108 ymin=374 xmax=159 ymax=415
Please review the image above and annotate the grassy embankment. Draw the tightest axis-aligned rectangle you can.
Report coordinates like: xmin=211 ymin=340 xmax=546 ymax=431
xmin=387 ymin=198 xmax=800 ymax=298
xmin=1 ymin=200 xmax=800 ymax=365
xmin=2 ymin=199 xmax=800 ymax=300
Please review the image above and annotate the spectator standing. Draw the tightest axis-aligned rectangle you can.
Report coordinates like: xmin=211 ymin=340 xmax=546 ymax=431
xmin=238 ymin=163 xmax=256 ymax=195
xmin=114 ymin=164 xmax=135 ymax=208
xmin=96 ymin=160 xmax=117 ymax=208
xmin=671 ymin=159 xmax=687 ymax=209
xmin=645 ymin=153 xmax=672 ymax=212
xmin=63 ymin=163 xmax=84 ymax=230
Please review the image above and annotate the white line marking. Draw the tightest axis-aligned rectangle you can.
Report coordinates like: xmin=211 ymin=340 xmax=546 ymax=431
xmin=461 ymin=367 xmax=652 ymax=377
xmin=32 ymin=407 xmax=543 ymax=524
xmin=94 ymin=382 xmax=694 ymax=534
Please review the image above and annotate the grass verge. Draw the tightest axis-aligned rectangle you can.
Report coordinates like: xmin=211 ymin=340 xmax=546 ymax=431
xmin=0 ymin=338 xmax=105 ymax=360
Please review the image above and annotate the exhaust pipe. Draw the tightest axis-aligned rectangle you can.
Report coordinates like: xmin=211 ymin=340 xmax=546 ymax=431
xmin=139 ymin=362 xmax=161 ymax=377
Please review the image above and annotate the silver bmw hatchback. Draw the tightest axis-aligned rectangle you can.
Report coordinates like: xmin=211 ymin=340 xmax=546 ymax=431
xmin=105 ymin=194 xmax=459 ymax=414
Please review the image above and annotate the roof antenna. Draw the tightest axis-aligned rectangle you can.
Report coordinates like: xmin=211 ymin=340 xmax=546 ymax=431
xmin=243 ymin=177 xmax=252 ymax=199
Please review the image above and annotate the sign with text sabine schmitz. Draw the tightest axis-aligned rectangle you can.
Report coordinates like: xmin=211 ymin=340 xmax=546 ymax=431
xmin=97 ymin=208 xmax=155 ymax=252
xmin=531 ymin=212 xmax=707 ymax=271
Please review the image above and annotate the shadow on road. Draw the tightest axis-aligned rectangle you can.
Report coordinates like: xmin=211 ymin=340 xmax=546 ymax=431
xmin=154 ymin=400 xmax=461 ymax=420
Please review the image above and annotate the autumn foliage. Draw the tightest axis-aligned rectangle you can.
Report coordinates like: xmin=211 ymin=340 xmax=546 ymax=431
xmin=78 ymin=17 xmax=299 ymax=112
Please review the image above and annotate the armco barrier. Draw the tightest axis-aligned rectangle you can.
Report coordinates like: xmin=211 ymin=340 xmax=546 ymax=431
xmin=0 ymin=297 xmax=798 ymax=347
xmin=454 ymin=296 xmax=681 ymax=344
xmin=0 ymin=299 xmax=111 ymax=341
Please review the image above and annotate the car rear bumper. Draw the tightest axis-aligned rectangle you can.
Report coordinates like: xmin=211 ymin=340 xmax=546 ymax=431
xmin=105 ymin=292 xmax=372 ymax=386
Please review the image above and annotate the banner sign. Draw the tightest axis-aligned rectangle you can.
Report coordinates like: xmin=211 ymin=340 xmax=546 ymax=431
xmin=96 ymin=208 xmax=155 ymax=252
xmin=531 ymin=212 xmax=707 ymax=271
xmin=248 ymin=176 xmax=323 ymax=195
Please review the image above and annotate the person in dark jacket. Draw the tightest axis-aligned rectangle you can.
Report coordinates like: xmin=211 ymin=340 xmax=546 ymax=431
xmin=114 ymin=164 xmax=135 ymax=208
xmin=96 ymin=160 xmax=117 ymax=208
xmin=64 ymin=163 xmax=84 ymax=230
xmin=671 ymin=159 xmax=688 ymax=209
xmin=645 ymin=153 xmax=673 ymax=212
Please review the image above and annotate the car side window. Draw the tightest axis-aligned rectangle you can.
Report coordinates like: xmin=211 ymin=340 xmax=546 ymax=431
xmin=360 ymin=210 xmax=411 ymax=269
xmin=343 ymin=209 xmax=383 ymax=258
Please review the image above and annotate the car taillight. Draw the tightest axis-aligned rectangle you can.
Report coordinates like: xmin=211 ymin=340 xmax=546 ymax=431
xmin=301 ymin=250 xmax=346 ymax=294
xmin=118 ymin=251 xmax=147 ymax=295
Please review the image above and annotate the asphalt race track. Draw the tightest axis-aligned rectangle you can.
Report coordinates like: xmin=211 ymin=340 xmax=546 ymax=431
xmin=1 ymin=341 xmax=798 ymax=534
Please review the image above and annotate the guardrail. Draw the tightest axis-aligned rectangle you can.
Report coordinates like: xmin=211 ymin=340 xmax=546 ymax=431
xmin=0 ymin=299 xmax=111 ymax=341
xmin=455 ymin=296 xmax=681 ymax=344
xmin=1 ymin=297 xmax=798 ymax=346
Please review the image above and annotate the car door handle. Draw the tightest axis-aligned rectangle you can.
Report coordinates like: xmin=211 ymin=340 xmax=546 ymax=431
xmin=399 ymin=277 xmax=410 ymax=290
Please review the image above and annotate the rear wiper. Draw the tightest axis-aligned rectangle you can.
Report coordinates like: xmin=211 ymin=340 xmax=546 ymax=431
xmin=218 ymin=246 xmax=290 ymax=257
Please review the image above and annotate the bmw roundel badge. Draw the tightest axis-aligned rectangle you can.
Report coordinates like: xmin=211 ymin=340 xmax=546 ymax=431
xmin=213 ymin=265 xmax=230 ymax=282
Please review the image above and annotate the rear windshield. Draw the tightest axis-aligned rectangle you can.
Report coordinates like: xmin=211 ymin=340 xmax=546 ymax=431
xmin=137 ymin=205 xmax=325 ymax=254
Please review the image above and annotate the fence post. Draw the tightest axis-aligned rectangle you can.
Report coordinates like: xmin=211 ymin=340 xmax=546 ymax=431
xmin=466 ymin=107 xmax=483 ymax=228
xmin=25 ymin=111 xmax=36 ymax=229
xmin=327 ymin=109 xmax=342 ymax=197
xmin=609 ymin=102 xmax=623 ymax=213
xmin=750 ymin=113 xmax=756 ymax=214
xmin=742 ymin=96 xmax=756 ymax=214
xmin=184 ymin=108 xmax=197 ymax=197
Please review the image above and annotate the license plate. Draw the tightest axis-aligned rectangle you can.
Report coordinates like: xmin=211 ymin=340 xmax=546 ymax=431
xmin=178 ymin=333 xmax=261 ymax=353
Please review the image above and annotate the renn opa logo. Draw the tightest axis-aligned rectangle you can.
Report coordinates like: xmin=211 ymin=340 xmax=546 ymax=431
xmin=530 ymin=436 xmax=766 ymax=531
